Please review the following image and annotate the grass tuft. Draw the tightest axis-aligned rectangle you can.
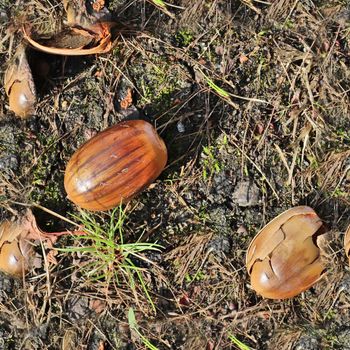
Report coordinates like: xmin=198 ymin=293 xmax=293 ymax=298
xmin=57 ymin=205 xmax=162 ymax=312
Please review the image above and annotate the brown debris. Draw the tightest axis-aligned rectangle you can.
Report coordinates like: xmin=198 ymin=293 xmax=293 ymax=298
xmin=92 ymin=0 xmax=105 ymax=12
xmin=119 ymin=87 xmax=133 ymax=109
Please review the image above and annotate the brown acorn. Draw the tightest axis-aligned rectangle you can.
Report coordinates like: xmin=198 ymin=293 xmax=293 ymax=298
xmin=64 ymin=120 xmax=167 ymax=211
xmin=345 ymin=225 xmax=350 ymax=265
xmin=246 ymin=206 xmax=327 ymax=299
xmin=4 ymin=45 xmax=36 ymax=118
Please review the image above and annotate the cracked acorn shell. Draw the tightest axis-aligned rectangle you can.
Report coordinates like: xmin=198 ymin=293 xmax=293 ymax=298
xmin=246 ymin=206 xmax=326 ymax=299
xmin=64 ymin=120 xmax=167 ymax=211
xmin=0 ymin=221 xmax=33 ymax=277
xmin=345 ymin=225 xmax=350 ymax=265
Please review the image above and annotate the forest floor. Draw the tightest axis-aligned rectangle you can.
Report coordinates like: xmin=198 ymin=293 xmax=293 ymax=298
xmin=0 ymin=0 xmax=349 ymax=349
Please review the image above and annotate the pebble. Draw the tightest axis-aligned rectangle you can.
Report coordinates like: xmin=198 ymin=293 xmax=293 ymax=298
xmin=232 ymin=180 xmax=259 ymax=207
xmin=177 ymin=121 xmax=185 ymax=133
xmin=65 ymin=295 xmax=91 ymax=321
xmin=207 ymin=235 xmax=231 ymax=261
xmin=339 ymin=272 xmax=350 ymax=295
xmin=294 ymin=335 xmax=319 ymax=350
xmin=0 ymin=11 xmax=7 ymax=23
xmin=0 ymin=155 xmax=19 ymax=173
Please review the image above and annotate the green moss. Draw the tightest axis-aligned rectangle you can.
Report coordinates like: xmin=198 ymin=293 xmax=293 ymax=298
xmin=200 ymin=136 xmax=228 ymax=180
xmin=135 ymin=56 xmax=180 ymax=111
xmin=175 ymin=29 xmax=193 ymax=47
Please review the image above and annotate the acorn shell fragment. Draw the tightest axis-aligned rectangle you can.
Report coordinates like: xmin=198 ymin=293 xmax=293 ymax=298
xmin=4 ymin=45 xmax=36 ymax=118
xmin=0 ymin=221 xmax=33 ymax=277
xmin=22 ymin=22 xmax=114 ymax=56
xmin=0 ymin=211 xmax=61 ymax=278
xmin=246 ymin=206 xmax=326 ymax=299
xmin=64 ymin=120 xmax=168 ymax=211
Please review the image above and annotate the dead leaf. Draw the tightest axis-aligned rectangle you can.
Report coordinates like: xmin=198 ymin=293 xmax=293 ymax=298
xmin=63 ymin=0 xmax=90 ymax=26
xmin=89 ymin=299 xmax=106 ymax=314
xmin=239 ymin=54 xmax=249 ymax=64
xmin=46 ymin=249 xmax=58 ymax=265
xmin=62 ymin=329 xmax=78 ymax=350
xmin=63 ymin=0 xmax=110 ymax=26
xmin=119 ymin=88 xmax=133 ymax=109
xmin=97 ymin=341 xmax=105 ymax=350
xmin=345 ymin=225 xmax=350 ymax=265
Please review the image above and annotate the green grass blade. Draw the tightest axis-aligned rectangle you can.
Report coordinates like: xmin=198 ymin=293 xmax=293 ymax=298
xmin=128 ymin=307 xmax=137 ymax=329
xmin=204 ymin=76 xmax=230 ymax=98
xmin=128 ymin=308 xmax=159 ymax=350
xmin=146 ymin=0 xmax=175 ymax=18
xmin=228 ymin=334 xmax=251 ymax=350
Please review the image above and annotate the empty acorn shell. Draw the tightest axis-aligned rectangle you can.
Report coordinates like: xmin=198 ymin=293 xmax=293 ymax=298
xmin=246 ymin=206 xmax=326 ymax=299
xmin=345 ymin=225 xmax=350 ymax=265
xmin=4 ymin=45 xmax=36 ymax=118
xmin=64 ymin=119 xmax=167 ymax=211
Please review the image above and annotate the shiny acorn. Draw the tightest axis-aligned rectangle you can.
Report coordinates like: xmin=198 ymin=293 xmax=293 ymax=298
xmin=4 ymin=45 xmax=36 ymax=118
xmin=64 ymin=119 xmax=167 ymax=211
xmin=345 ymin=225 xmax=350 ymax=265
xmin=246 ymin=206 xmax=326 ymax=299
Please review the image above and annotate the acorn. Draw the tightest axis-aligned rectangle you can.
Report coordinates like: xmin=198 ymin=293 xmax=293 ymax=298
xmin=246 ymin=206 xmax=327 ymax=299
xmin=4 ymin=45 xmax=36 ymax=118
xmin=64 ymin=120 xmax=167 ymax=211
xmin=345 ymin=225 xmax=350 ymax=265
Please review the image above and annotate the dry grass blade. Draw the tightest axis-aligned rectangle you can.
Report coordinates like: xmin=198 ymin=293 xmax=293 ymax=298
xmin=305 ymin=150 xmax=350 ymax=197
xmin=165 ymin=233 xmax=213 ymax=284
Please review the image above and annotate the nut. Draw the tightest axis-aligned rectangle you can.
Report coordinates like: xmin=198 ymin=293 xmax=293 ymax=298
xmin=4 ymin=45 xmax=36 ymax=118
xmin=64 ymin=120 xmax=167 ymax=211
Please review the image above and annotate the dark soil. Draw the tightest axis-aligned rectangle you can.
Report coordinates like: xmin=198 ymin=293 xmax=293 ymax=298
xmin=0 ymin=0 xmax=349 ymax=349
